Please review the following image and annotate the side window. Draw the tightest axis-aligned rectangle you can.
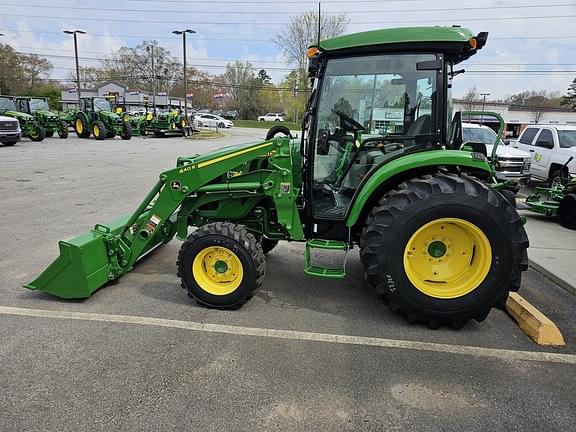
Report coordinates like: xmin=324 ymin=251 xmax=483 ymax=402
xmin=535 ymin=129 xmax=554 ymax=148
xmin=519 ymin=128 xmax=538 ymax=144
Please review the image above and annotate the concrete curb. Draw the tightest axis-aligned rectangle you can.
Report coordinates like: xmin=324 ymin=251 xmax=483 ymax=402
xmin=529 ymin=259 xmax=576 ymax=297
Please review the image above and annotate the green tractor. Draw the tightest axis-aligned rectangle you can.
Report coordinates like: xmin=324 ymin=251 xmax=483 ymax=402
xmin=26 ymin=26 xmax=528 ymax=328
xmin=15 ymin=96 xmax=69 ymax=139
xmin=0 ymin=96 xmax=45 ymax=141
xmin=73 ymin=96 xmax=132 ymax=140
xmin=144 ymin=101 xmax=188 ymax=137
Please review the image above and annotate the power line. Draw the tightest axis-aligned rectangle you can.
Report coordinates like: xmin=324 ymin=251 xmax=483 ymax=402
xmin=1 ymin=2 xmax=574 ymax=14
xmin=2 ymin=12 xmax=576 ymax=25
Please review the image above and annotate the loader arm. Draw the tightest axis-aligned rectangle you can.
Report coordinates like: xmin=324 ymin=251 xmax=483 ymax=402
xmin=26 ymin=137 xmax=303 ymax=299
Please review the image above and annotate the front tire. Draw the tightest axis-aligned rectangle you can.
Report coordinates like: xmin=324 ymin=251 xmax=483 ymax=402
xmin=559 ymin=194 xmax=576 ymax=230
xmin=57 ymin=121 xmax=69 ymax=138
xmin=360 ymin=173 xmax=529 ymax=328
xmin=550 ymin=169 xmax=568 ymax=188
xmin=29 ymin=125 xmax=46 ymax=142
xmin=178 ymin=222 xmax=265 ymax=309
xmin=120 ymin=122 xmax=132 ymax=140
xmin=45 ymin=130 xmax=54 ymax=138
xmin=74 ymin=115 xmax=90 ymax=138
xmin=92 ymin=121 xmax=106 ymax=140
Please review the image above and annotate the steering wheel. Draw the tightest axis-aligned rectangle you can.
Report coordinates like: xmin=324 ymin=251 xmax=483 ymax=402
xmin=332 ymin=109 xmax=365 ymax=132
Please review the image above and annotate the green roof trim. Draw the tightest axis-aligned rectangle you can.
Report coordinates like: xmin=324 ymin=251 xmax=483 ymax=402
xmin=319 ymin=26 xmax=476 ymax=52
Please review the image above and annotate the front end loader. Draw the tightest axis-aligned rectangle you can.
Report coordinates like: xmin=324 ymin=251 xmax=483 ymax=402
xmin=0 ymin=96 xmax=46 ymax=141
xmin=27 ymin=26 xmax=529 ymax=328
xmin=73 ymin=97 xmax=132 ymax=140
xmin=15 ymin=97 xmax=68 ymax=138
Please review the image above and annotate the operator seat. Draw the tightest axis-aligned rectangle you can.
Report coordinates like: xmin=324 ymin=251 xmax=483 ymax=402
xmin=405 ymin=114 xmax=431 ymax=147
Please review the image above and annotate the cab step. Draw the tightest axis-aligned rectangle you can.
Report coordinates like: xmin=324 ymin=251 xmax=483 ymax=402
xmin=304 ymin=239 xmax=348 ymax=278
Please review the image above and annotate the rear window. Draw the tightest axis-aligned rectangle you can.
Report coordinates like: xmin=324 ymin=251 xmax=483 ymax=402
xmin=519 ymin=128 xmax=538 ymax=144
xmin=558 ymin=130 xmax=576 ymax=148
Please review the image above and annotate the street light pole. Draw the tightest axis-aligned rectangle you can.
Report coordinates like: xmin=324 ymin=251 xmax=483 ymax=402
xmin=146 ymin=44 xmax=156 ymax=114
xmin=63 ymin=30 xmax=86 ymax=107
xmin=480 ymin=92 xmax=490 ymax=124
xmin=172 ymin=29 xmax=196 ymax=123
xmin=0 ymin=33 xmax=4 ymax=96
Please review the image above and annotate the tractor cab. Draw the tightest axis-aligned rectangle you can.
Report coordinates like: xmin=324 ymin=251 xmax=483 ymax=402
xmin=303 ymin=27 xmax=488 ymax=229
xmin=16 ymin=97 xmax=50 ymax=114
xmin=81 ymin=97 xmax=113 ymax=116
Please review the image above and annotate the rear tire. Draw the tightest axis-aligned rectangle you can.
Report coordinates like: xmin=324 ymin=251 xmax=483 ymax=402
xmin=550 ymin=169 xmax=568 ymax=188
xmin=74 ymin=115 xmax=90 ymax=138
xmin=360 ymin=173 xmax=529 ymax=328
xmin=559 ymin=194 xmax=576 ymax=230
xmin=178 ymin=222 xmax=265 ymax=309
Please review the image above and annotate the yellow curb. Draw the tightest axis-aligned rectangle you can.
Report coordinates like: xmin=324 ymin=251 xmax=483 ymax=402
xmin=506 ymin=292 xmax=565 ymax=346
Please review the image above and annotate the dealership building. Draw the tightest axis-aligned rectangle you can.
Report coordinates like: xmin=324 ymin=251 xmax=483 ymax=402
xmin=61 ymin=81 xmax=191 ymax=112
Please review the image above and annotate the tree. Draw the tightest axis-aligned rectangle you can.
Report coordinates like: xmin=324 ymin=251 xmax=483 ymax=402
xmin=462 ymin=86 xmax=479 ymax=111
xmin=20 ymin=54 xmax=52 ymax=91
xmin=505 ymin=90 xmax=563 ymax=123
xmin=278 ymin=69 xmax=309 ymax=123
xmin=225 ymin=61 xmax=259 ymax=119
xmin=562 ymin=78 xmax=576 ymax=110
xmin=30 ymin=84 xmax=62 ymax=111
xmin=273 ymin=11 xmax=349 ymax=72
xmin=65 ymin=66 xmax=109 ymax=89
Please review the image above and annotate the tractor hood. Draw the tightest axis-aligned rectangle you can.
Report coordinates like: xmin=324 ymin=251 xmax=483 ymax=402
xmin=35 ymin=109 xmax=59 ymax=120
xmin=5 ymin=110 xmax=34 ymax=122
xmin=100 ymin=110 xmax=121 ymax=121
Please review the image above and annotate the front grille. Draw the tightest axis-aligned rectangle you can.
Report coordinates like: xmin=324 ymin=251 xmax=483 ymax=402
xmin=497 ymin=157 xmax=529 ymax=175
xmin=0 ymin=120 xmax=19 ymax=132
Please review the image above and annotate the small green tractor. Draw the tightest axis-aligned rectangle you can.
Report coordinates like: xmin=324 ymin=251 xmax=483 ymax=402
xmin=73 ymin=96 xmax=132 ymax=140
xmin=27 ymin=26 xmax=528 ymax=328
xmin=525 ymin=157 xmax=576 ymax=229
xmin=15 ymin=96 xmax=69 ymax=139
xmin=143 ymin=101 xmax=188 ymax=137
xmin=0 ymin=96 xmax=45 ymax=141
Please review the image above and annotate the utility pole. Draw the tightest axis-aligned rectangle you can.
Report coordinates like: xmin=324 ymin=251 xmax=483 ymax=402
xmin=63 ymin=30 xmax=86 ymax=107
xmin=0 ymin=33 xmax=4 ymax=96
xmin=172 ymin=29 xmax=196 ymax=124
xmin=480 ymin=92 xmax=490 ymax=124
xmin=146 ymin=44 xmax=156 ymax=114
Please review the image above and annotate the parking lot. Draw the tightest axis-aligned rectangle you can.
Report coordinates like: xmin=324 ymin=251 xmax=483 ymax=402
xmin=1 ymin=130 xmax=576 ymax=431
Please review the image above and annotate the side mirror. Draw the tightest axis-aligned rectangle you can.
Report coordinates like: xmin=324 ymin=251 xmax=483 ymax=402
xmin=317 ymin=129 xmax=330 ymax=155
xmin=536 ymin=139 xmax=554 ymax=149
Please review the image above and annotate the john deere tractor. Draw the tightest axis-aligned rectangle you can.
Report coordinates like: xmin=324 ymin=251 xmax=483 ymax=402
xmin=15 ymin=97 xmax=69 ymax=139
xmin=0 ymin=96 xmax=45 ymax=141
xmin=144 ymin=101 xmax=188 ymax=137
xmin=73 ymin=96 xmax=132 ymax=140
xmin=27 ymin=27 xmax=528 ymax=328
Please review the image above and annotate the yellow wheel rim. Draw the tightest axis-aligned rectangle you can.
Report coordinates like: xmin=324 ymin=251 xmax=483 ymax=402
xmin=76 ymin=119 xmax=83 ymax=134
xmin=93 ymin=125 xmax=100 ymax=137
xmin=192 ymin=246 xmax=243 ymax=296
xmin=181 ymin=119 xmax=186 ymax=128
xmin=403 ymin=218 xmax=492 ymax=299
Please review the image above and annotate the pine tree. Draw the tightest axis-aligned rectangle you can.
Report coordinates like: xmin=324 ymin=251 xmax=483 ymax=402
xmin=562 ymin=78 xmax=576 ymax=110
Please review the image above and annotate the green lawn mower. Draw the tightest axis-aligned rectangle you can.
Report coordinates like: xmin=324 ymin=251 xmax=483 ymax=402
xmin=73 ymin=97 xmax=132 ymax=140
xmin=15 ymin=96 xmax=68 ymax=139
xmin=0 ymin=96 xmax=45 ymax=141
xmin=526 ymin=157 xmax=576 ymax=229
xmin=144 ymin=101 xmax=188 ymax=137
xmin=26 ymin=26 xmax=528 ymax=328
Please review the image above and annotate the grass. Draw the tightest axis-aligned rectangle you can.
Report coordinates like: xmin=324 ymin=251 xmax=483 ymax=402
xmin=187 ymin=130 xmax=227 ymax=139
xmin=234 ymin=120 xmax=300 ymax=130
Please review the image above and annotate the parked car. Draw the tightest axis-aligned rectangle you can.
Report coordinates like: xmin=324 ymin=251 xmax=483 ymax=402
xmin=513 ymin=125 xmax=576 ymax=186
xmin=224 ymin=110 xmax=238 ymax=120
xmin=462 ymin=122 xmax=531 ymax=184
xmin=195 ymin=113 xmax=234 ymax=128
xmin=0 ymin=114 xmax=21 ymax=146
xmin=258 ymin=113 xmax=284 ymax=122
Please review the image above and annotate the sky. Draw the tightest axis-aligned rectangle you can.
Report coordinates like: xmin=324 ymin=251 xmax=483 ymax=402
xmin=0 ymin=0 xmax=575 ymax=100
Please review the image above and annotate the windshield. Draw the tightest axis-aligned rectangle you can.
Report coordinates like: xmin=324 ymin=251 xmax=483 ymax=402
xmin=93 ymin=98 xmax=112 ymax=112
xmin=558 ymin=131 xmax=576 ymax=148
xmin=0 ymin=97 xmax=17 ymax=112
xmin=312 ymin=53 xmax=438 ymax=219
xmin=29 ymin=98 xmax=50 ymax=112
xmin=462 ymin=126 xmax=502 ymax=146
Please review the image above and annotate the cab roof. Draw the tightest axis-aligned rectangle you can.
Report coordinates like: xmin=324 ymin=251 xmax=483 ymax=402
xmin=318 ymin=26 xmax=485 ymax=62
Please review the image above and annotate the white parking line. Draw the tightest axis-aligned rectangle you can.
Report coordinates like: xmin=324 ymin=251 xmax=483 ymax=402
xmin=1 ymin=305 xmax=574 ymax=365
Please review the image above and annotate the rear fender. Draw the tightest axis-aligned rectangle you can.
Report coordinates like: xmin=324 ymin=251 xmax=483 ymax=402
xmin=346 ymin=150 xmax=492 ymax=228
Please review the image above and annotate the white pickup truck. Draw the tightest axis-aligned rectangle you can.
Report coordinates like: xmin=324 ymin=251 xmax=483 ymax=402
xmin=513 ymin=125 xmax=576 ymax=186
xmin=0 ymin=115 xmax=21 ymax=146
xmin=258 ymin=113 xmax=284 ymax=122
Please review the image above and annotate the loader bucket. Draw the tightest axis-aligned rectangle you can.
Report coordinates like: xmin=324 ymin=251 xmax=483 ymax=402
xmin=24 ymin=216 xmax=130 ymax=299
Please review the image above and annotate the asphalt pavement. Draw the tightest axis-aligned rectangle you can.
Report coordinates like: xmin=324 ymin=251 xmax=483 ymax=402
xmin=0 ymin=130 xmax=575 ymax=431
